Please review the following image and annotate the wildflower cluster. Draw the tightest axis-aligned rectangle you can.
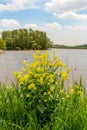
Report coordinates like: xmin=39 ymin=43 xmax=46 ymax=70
xmin=14 ymin=50 xmax=70 ymax=124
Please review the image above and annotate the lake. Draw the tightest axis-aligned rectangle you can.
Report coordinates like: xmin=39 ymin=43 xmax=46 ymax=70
xmin=0 ymin=49 xmax=87 ymax=87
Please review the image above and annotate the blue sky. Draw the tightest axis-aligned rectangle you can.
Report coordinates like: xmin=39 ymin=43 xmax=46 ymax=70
xmin=0 ymin=0 xmax=87 ymax=45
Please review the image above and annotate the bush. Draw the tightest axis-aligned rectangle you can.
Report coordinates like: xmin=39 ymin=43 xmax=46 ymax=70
xmin=0 ymin=38 xmax=6 ymax=50
xmin=14 ymin=50 xmax=70 ymax=127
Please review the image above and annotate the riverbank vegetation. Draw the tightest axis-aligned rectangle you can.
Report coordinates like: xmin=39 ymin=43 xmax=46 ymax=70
xmin=52 ymin=44 xmax=87 ymax=49
xmin=0 ymin=51 xmax=87 ymax=130
xmin=1 ymin=29 xmax=52 ymax=50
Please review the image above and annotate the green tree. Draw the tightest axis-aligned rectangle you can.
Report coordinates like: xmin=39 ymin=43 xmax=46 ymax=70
xmin=0 ymin=39 xmax=6 ymax=50
xmin=1 ymin=28 xmax=52 ymax=50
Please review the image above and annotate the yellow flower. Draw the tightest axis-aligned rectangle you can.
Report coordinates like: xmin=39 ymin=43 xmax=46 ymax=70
xmin=26 ymin=94 xmax=30 ymax=98
xmin=54 ymin=56 xmax=58 ymax=61
xmin=28 ymin=83 xmax=36 ymax=90
xmin=28 ymin=71 xmax=32 ymax=75
xmin=42 ymin=73 xmax=46 ymax=78
xmin=50 ymin=87 xmax=54 ymax=92
xmin=39 ymin=77 xmax=44 ymax=84
xmin=23 ymin=60 xmax=29 ymax=67
xmin=77 ymin=91 xmax=83 ymax=96
xmin=49 ymin=79 xmax=54 ymax=83
xmin=43 ymin=92 xmax=47 ymax=96
xmin=37 ymin=67 xmax=41 ymax=72
xmin=66 ymin=94 xmax=69 ymax=98
xmin=55 ymin=82 xmax=58 ymax=85
xmin=48 ymin=91 xmax=51 ymax=95
xmin=70 ymin=89 xmax=74 ymax=94
xmin=19 ymin=81 xmax=24 ymax=85
xmin=34 ymin=74 xmax=39 ymax=78
xmin=23 ymin=74 xmax=29 ymax=81
xmin=13 ymin=71 xmax=17 ymax=77
xmin=59 ymin=89 xmax=64 ymax=94
xmin=75 ymin=85 xmax=79 ymax=89
xmin=21 ymin=67 xmax=26 ymax=72
xmin=58 ymin=61 xmax=63 ymax=66
xmin=67 ymin=67 xmax=71 ymax=72
xmin=36 ymin=50 xmax=40 ymax=54
xmin=60 ymin=70 xmax=68 ymax=80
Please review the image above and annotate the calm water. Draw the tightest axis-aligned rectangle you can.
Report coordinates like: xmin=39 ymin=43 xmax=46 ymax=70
xmin=0 ymin=49 xmax=87 ymax=87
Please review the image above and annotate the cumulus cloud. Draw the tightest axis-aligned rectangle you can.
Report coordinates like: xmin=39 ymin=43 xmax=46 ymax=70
xmin=45 ymin=0 xmax=87 ymax=12
xmin=0 ymin=0 xmax=42 ymax=12
xmin=45 ymin=23 xmax=62 ymax=30
xmin=45 ymin=0 xmax=87 ymax=20
xmin=58 ymin=11 xmax=87 ymax=20
xmin=24 ymin=24 xmax=43 ymax=30
xmin=0 ymin=19 xmax=20 ymax=29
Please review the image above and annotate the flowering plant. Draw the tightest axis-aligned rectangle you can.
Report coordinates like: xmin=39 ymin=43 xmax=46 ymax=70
xmin=14 ymin=50 xmax=70 ymax=124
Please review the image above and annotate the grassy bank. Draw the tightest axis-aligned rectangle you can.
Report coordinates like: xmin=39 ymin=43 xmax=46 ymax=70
xmin=0 ymin=51 xmax=87 ymax=130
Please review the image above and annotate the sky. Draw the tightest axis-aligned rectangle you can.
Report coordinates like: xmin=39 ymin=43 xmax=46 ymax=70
xmin=0 ymin=0 xmax=87 ymax=45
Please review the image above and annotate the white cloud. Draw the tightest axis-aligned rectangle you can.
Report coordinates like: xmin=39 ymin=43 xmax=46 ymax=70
xmin=0 ymin=19 xmax=20 ymax=29
xmin=58 ymin=11 xmax=87 ymax=20
xmin=24 ymin=24 xmax=43 ymax=30
xmin=45 ymin=0 xmax=87 ymax=20
xmin=0 ymin=0 xmax=41 ymax=12
xmin=45 ymin=23 xmax=62 ymax=30
xmin=45 ymin=0 xmax=87 ymax=12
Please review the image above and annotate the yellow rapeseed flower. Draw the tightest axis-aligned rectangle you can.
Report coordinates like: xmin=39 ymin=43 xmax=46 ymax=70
xmin=21 ymin=67 xmax=26 ymax=72
xmin=36 ymin=50 xmax=40 ymax=54
xmin=70 ymin=89 xmax=74 ymax=94
xmin=26 ymin=94 xmax=30 ymax=98
xmin=23 ymin=60 xmax=29 ymax=67
xmin=23 ymin=74 xmax=29 ymax=81
xmin=28 ymin=83 xmax=36 ymax=90
xmin=19 ymin=77 xmax=24 ymax=85
xmin=48 ymin=91 xmax=51 ymax=95
xmin=55 ymin=82 xmax=58 ymax=85
xmin=34 ymin=73 xmax=39 ymax=78
xmin=39 ymin=77 xmax=44 ymax=84
xmin=66 ymin=94 xmax=69 ymax=98
xmin=42 ymin=73 xmax=46 ymax=78
xmin=67 ymin=67 xmax=71 ymax=72
xmin=50 ymin=87 xmax=54 ymax=92
xmin=59 ymin=89 xmax=64 ymax=94
xmin=60 ymin=70 xmax=68 ymax=80
xmin=43 ymin=92 xmax=47 ymax=96
xmin=13 ymin=71 xmax=17 ymax=77
xmin=54 ymin=56 xmax=58 ymax=61
xmin=77 ymin=91 xmax=83 ymax=96
xmin=37 ymin=67 xmax=41 ymax=72
xmin=75 ymin=85 xmax=79 ymax=89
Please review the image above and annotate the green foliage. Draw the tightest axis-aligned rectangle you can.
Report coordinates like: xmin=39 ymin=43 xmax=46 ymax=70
xmin=14 ymin=50 xmax=69 ymax=126
xmin=1 ymin=29 xmax=52 ymax=50
xmin=0 ymin=51 xmax=87 ymax=130
xmin=0 ymin=38 xmax=6 ymax=50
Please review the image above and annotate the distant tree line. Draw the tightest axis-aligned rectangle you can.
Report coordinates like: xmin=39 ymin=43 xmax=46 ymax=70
xmin=0 ymin=28 xmax=52 ymax=50
xmin=52 ymin=44 xmax=87 ymax=49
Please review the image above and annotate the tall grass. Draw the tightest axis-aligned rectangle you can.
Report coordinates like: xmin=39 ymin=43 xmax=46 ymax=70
xmin=0 ymin=51 xmax=87 ymax=130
